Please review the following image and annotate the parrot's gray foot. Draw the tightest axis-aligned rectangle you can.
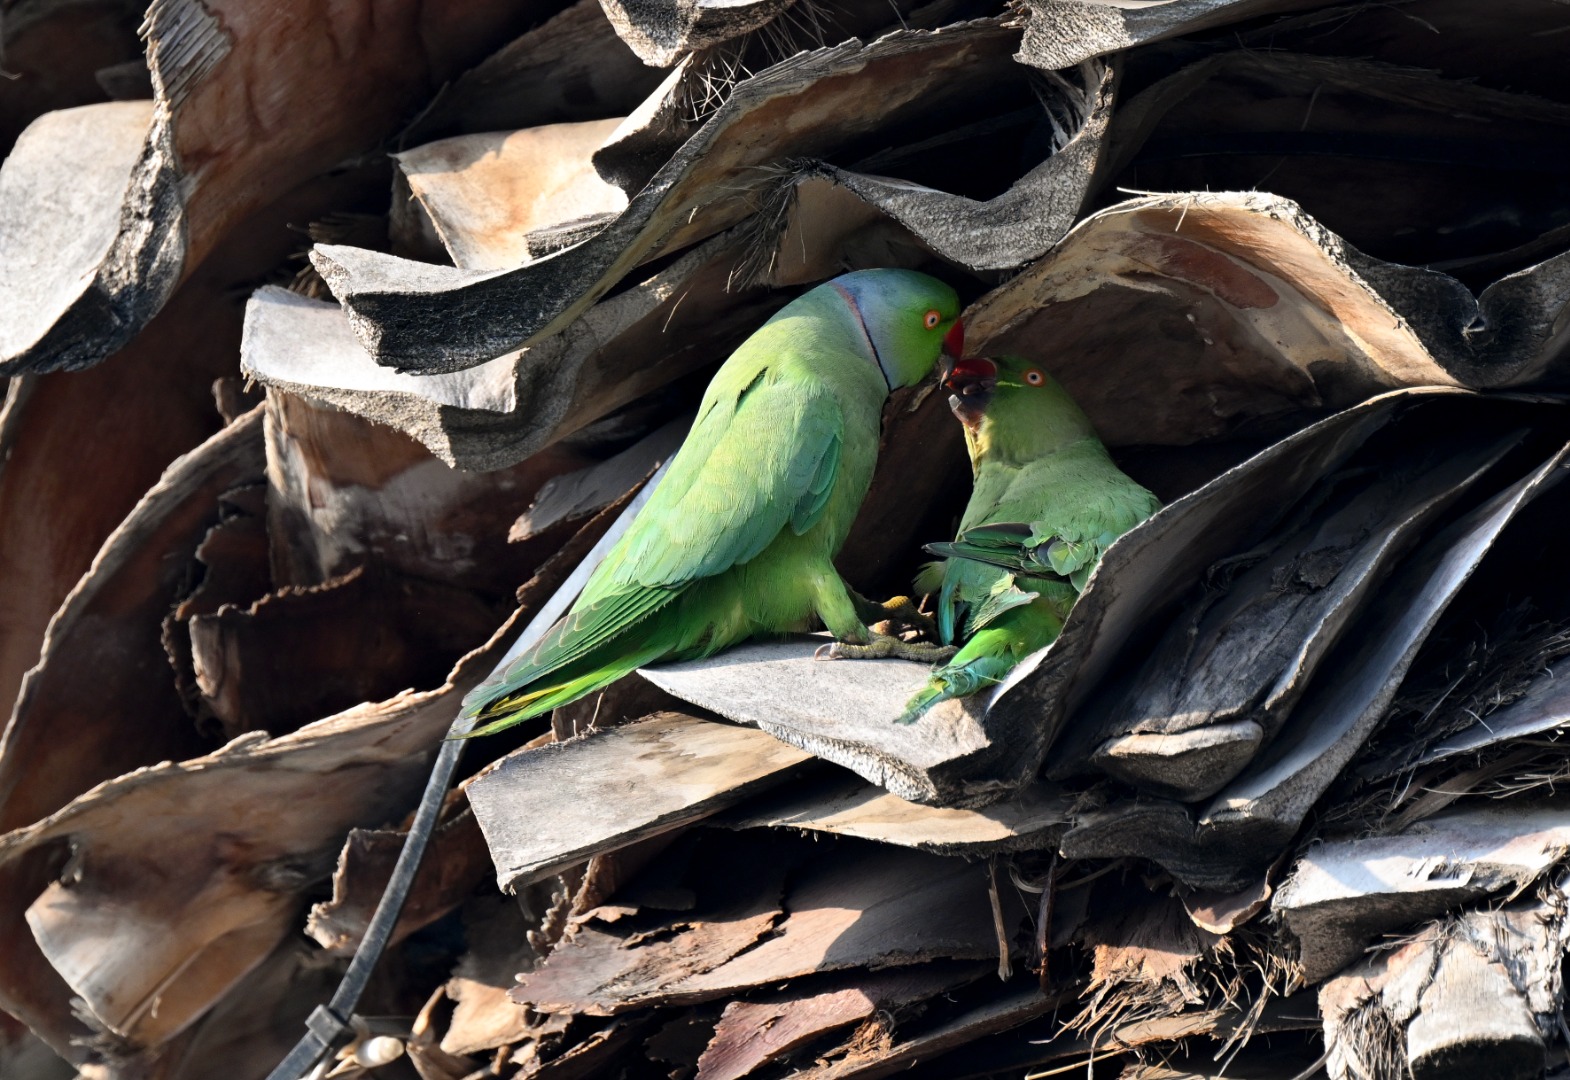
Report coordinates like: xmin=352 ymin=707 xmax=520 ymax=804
xmin=854 ymin=593 xmax=942 ymax=641
xmin=815 ymin=633 xmax=959 ymax=663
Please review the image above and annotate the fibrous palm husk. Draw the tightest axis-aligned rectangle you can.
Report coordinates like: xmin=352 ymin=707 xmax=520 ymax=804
xmin=312 ymin=19 xmax=1073 ymax=373
xmin=9 ymin=0 xmax=1570 ymax=1077
xmin=0 ymin=0 xmax=563 ymax=375
xmin=0 ymin=410 xmax=263 ymax=1057
xmin=468 ymin=712 xmax=816 ymax=893
xmin=242 ymin=230 xmax=788 ymax=470
xmin=1318 ymin=879 xmax=1570 ymax=1080
xmin=0 ymin=535 xmax=588 ymax=1059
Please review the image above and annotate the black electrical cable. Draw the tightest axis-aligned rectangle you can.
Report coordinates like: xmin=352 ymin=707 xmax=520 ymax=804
xmin=263 ymin=459 xmax=669 ymax=1080
xmin=264 ymin=721 xmax=469 ymax=1080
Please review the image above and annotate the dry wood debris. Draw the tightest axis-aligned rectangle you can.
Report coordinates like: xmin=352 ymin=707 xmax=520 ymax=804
xmin=4 ymin=1 xmax=1570 ymax=1078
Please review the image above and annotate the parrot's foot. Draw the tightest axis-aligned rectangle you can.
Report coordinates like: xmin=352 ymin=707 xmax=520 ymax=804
xmin=814 ymin=633 xmax=959 ymax=663
xmin=854 ymin=593 xmax=942 ymax=641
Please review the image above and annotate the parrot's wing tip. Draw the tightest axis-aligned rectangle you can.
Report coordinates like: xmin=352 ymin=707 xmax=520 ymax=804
xmin=451 ymin=713 xmax=524 ymax=740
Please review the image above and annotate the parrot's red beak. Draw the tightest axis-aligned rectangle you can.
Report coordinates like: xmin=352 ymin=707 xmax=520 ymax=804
xmin=943 ymin=319 xmax=966 ymax=364
xmin=943 ymin=356 xmax=997 ymax=429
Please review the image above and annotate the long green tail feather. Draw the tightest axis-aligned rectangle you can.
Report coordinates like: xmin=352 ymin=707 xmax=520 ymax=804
xmin=936 ymin=570 xmax=960 ymax=646
xmin=896 ymin=644 xmax=1018 ymax=725
xmin=458 ymin=580 xmax=685 ymax=733
xmin=464 ymin=588 xmax=674 ymax=716
xmin=455 ymin=643 xmax=667 ymax=739
xmin=898 ymin=607 xmax=1065 ymax=724
xmin=896 ymin=682 xmax=949 ymax=726
xmin=896 ymin=659 xmax=1012 ymax=725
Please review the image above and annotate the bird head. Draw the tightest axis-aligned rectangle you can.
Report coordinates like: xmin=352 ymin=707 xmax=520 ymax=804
xmin=944 ymin=354 xmax=1099 ymax=460
xmin=828 ymin=269 xmax=963 ymax=390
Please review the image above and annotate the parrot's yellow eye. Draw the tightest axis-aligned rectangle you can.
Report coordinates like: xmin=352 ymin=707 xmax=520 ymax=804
xmin=923 ymin=310 xmax=941 ymax=329
xmin=1024 ymin=369 xmax=1045 ymax=386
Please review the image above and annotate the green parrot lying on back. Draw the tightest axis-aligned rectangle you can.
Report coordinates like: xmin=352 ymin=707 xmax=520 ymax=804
xmin=460 ymin=269 xmax=965 ymax=737
xmin=898 ymin=355 xmax=1161 ymax=724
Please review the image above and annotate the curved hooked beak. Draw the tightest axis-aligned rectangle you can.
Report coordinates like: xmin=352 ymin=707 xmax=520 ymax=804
xmin=942 ymin=319 xmax=966 ymax=366
xmin=943 ymin=356 xmax=996 ymax=429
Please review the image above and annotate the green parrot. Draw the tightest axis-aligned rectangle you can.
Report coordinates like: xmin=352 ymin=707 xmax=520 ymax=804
xmin=899 ymin=355 xmax=1161 ymax=724
xmin=460 ymin=269 xmax=965 ymax=736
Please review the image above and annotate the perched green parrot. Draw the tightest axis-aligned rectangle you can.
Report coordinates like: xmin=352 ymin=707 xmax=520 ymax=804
xmin=899 ymin=354 xmax=1161 ymax=724
xmin=460 ymin=269 xmax=964 ymax=736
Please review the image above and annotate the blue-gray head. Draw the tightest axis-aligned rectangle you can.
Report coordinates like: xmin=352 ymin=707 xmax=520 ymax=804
xmin=820 ymin=268 xmax=965 ymax=389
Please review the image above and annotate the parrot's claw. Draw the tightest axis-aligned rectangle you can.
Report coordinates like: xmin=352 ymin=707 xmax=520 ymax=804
xmin=854 ymin=593 xmax=942 ymax=642
xmin=817 ymin=633 xmax=958 ymax=663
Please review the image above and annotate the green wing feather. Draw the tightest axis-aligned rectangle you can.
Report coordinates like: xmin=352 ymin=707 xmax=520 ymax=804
xmin=483 ymin=588 xmax=671 ymax=693
xmin=905 ymin=435 xmax=1162 ymax=723
xmin=928 ymin=521 xmax=1129 ymax=590
xmin=925 ymin=522 xmax=1034 ymax=572
xmin=462 ymin=365 xmax=848 ymax=726
xmin=966 ymin=575 xmax=1040 ymax=633
xmin=589 ymin=370 xmax=843 ymax=596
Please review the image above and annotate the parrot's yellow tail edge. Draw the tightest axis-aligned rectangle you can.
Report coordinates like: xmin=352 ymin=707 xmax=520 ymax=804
xmin=453 ymin=653 xmax=658 ymax=740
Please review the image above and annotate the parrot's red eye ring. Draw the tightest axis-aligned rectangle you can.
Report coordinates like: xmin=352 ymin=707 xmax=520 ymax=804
xmin=923 ymin=310 xmax=941 ymax=329
xmin=1024 ymin=369 xmax=1045 ymax=386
